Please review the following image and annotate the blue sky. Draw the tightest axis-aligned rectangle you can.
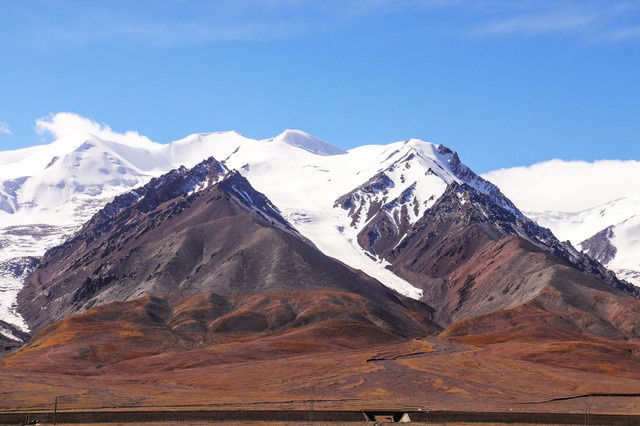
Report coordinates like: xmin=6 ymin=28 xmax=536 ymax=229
xmin=1 ymin=0 xmax=639 ymax=173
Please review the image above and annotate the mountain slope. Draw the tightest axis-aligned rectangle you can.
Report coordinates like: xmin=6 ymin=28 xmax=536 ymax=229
xmin=220 ymin=138 xmax=528 ymax=300
xmin=527 ymin=192 xmax=640 ymax=286
xmin=0 ymin=131 xmax=281 ymax=331
xmin=347 ymin=178 xmax=640 ymax=341
xmin=580 ymin=214 xmax=640 ymax=285
xmin=16 ymin=157 xmax=441 ymax=373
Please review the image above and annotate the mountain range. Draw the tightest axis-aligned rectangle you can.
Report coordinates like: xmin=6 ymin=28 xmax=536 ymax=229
xmin=526 ymin=192 xmax=640 ymax=286
xmin=2 ymin=129 xmax=640 ymax=412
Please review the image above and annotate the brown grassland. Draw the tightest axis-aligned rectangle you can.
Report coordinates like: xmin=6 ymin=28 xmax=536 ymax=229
xmin=4 ymin=336 xmax=640 ymax=417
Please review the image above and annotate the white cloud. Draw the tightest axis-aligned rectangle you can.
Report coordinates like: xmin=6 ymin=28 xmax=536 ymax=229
xmin=482 ymin=159 xmax=640 ymax=213
xmin=35 ymin=112 xmax=155 ymax=147
xmin=0 ymin=122 xmax=11 ymax=135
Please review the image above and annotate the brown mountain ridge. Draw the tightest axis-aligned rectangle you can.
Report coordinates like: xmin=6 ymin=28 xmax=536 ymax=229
xmin=11 ymin=157 xmax=441 ymax=374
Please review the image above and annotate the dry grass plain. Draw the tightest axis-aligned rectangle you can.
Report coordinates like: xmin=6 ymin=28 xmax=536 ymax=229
xmin=4 ymin=336 xmax=640 ymax=418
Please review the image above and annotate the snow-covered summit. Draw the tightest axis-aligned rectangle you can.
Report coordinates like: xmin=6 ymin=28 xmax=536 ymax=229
xmin=268 ymin=129 xmax=347 ymax=156
xmin=0 ymin=134 xmax=155 ymax=226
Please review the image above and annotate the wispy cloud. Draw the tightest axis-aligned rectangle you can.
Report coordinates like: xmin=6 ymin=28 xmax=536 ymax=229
xmin=117 ymin=20 xmax=307 ymax=46
xmin=4 ymin=0 xmax=640 ymax=48
xmin=608 ymin=25 xmax=640 ymax=42
xmin=4 ymin=0 xmax=321 ymax=48
xmin=477 ymin=9 xmax=597 ymax=36
xmin=0 ymin=122 xmax=11 ymax=135
xmin=471 ymin=1 xmax=640 ymax=42
xmin=343 ymin=0 xmax=640 ymax=43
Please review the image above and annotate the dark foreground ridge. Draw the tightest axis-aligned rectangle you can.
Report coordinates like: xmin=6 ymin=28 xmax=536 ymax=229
xmin=2 ymin=409 xmax=640 ymax=425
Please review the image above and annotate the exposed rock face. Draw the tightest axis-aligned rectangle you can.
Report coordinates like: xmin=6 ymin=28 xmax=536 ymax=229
xmin=580 ymin=226 xmax=617 ymax=265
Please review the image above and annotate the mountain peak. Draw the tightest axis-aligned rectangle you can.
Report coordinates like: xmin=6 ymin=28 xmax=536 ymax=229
xmin=270 ymin=129 xmax=346 ymax=156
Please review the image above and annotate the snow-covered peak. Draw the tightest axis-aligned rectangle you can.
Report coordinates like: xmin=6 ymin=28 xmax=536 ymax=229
xmin=336 ymin=139 xmax=462 ymax=229
xmin=0 ymin=134 xmax=91 ymax=180
xmin=525 ymin=191 xmax=640 ymax=286
xmin=575 ymin=212 xmax=640 ymax=286
xmin=166 ymin=131 xmax=252 ymax=169
xmin=604 ymin=214 xmax=640 ymax=281
xmin=528 ymin=191 xmax=640 ymax=245
xmin=338 ymin=138 xmax=519 ymax=229
xmin=0 ymin=134 xmax=159 ymax=226
xmin=269 ymin=129 xmax=347 ymax=156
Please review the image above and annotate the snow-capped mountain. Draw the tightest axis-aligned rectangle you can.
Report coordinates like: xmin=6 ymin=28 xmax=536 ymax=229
xmin=0 ymin=130 xmax=481 ymax=332
xmin=0 ymin=131 xmax=239 ymax=333
xmin=526 ymin=192 xmax=640 ymax=286
xmin=483 ymin=161 xmax=640 ymax=287
xmin=18 ymin=155 xmax=441 ymax=337
xmin=8 ymin=124 xmax=640 ymax=412
xmin=0 ymin=130 xmax=267 ymax=261
xmin=1 ymin=128 xmax=633 ymax=338
xmin=15 ymin=133 xmax=640 ymax=359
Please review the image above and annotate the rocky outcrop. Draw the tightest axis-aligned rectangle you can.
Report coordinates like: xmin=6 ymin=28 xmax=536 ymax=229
xmin=580 ymin=226 xmax=617 ymax=265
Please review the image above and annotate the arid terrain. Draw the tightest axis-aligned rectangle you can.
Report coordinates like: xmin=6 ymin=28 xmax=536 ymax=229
xmin=4 ymin=335 xmax=640 ymax=417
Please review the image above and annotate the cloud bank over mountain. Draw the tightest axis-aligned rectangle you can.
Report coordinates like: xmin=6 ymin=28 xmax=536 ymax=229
xmin=36 ymin=112 xmax=155 ymax=147
xmin=483 ymin=159 xmax=640 ymax=213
